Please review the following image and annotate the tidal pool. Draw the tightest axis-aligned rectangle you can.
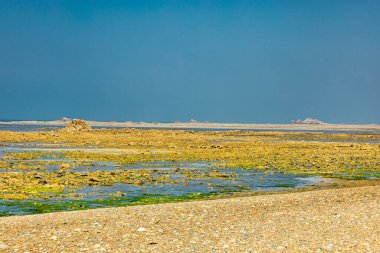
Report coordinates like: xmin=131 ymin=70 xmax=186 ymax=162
xmin=0 ymin=160 xmax=328 ymax=216
xmin=0 ymin=141 xmax=360 ymax=216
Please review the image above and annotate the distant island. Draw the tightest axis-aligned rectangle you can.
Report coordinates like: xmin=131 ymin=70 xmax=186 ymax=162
xmin=0 ymin=117 xmax=379 ymax=132
xmin=291 ymin=118 xmax=326 ymax=125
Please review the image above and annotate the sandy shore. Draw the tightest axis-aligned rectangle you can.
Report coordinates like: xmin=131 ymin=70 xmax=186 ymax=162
xmin=0 ymin=185 xmax=379 ymax=252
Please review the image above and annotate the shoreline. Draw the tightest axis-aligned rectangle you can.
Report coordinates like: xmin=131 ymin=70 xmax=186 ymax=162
xmin=0 ymin=124 xmax=379 ymax=251
xmin=1 ymin=184 xmax=379 ymax=252
xmin=1 ymin=120 xmax=380 ymax=132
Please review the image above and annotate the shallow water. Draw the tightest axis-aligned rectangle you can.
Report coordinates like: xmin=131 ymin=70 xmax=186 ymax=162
xmin=0 ymin=140 xmax=372 ymax=216
xmin=0 ymin=124 xmax=61 ymax=132
xmin=68 ymin=168 xmax=321 ymax=200
xmin=0 ymin=168 xmax=327 ymax=216
xmin=0 ymin=141 xmax=330 ymax=216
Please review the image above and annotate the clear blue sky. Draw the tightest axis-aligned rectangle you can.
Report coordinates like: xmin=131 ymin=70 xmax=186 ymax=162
xmin=0 ymin=1 xmax=379 ymax=124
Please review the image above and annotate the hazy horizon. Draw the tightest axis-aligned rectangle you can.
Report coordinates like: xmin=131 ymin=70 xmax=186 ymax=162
xmin=1 ymin=1 xmax=379 ymax=124
xmin=1 ymin=117 xmax=379 ymax=125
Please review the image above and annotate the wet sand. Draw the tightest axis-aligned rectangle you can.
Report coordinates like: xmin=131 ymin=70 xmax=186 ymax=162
xmin=1 ymin=185 xmax=379 ymax=252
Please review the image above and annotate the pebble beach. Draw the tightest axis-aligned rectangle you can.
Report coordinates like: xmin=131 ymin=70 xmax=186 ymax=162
xmin=1 ymin=185 xmax=379 ymax=252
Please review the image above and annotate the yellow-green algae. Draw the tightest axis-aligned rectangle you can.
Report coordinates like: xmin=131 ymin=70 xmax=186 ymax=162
xmin=0 ymin=128 xmax=379 ymax=201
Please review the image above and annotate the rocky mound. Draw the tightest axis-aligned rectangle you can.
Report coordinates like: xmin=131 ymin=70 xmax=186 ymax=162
xmin=62 ymin=119 xmax=91 ymax=132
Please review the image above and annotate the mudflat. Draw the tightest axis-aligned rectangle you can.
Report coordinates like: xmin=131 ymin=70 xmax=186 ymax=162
xmin=1 ymin=185 xmax=379 ymax=252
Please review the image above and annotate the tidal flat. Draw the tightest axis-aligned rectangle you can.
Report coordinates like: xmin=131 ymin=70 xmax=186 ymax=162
xmin=0 ymin=126 xmax=379 ymax=216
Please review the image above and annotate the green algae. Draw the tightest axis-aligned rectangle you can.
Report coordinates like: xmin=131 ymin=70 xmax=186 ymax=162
xmin=0 ymin=128 xmax=379 ymax=215
xmin=0 ymin=191 xmax=227 ymax=216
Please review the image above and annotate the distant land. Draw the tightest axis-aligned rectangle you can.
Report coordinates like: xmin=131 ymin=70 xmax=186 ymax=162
xmin=0 ymin=118 xmax=379 ymax=132
xmin=291 ymin=118 xmax=326 ymax=125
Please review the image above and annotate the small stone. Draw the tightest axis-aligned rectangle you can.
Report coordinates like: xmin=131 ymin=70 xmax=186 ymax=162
xmin=137 ymin=227 xmax=146 ymax=232
xmin=38 ymin=180 xmax=48 ymax=185
xmin=50 ymin=236 xmax=58 ymax=240
xmin=321 ymin=243 xmax=334 ymax=252
xmin=0 ymin=243 xmax=9 ymax=249
xmin=93 ymin=244 xmax=101 ymax=248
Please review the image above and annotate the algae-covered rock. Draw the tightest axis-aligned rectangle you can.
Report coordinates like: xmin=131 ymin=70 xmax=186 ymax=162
xmin=62 ymin=119 xmax=91 ymax=132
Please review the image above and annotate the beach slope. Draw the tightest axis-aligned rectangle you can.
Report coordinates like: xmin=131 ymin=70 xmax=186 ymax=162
xmin=0 ymin=186 xmax=379 ymax=252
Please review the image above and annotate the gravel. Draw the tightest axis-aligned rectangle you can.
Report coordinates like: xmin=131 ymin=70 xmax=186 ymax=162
xmin=0 ymin=185 xmax=379 ymax=252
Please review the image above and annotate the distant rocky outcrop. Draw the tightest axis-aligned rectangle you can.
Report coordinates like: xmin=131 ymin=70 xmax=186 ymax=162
xmin=61 ymin=119 xmax=91 ymax=132
xmin=291 ymin=118 xmax=326 ymax=125
xmin=59 ymin=117 xmax=72 ymax=123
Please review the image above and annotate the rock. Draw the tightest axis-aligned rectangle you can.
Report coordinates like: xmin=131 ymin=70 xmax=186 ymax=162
xmin=89 ymin=178 xmax=100 ymax=183
xmin=61 ymin=119 xmax=91 ymax=132
xmin=137 ymin=227 xmax=146 ymax=232
xmin=56 ymin=172 xmax=65 ymax=177
xmin=38 ymin=180 xmax=48 ymax=185
xmin=113 ymin=191 xmax=123 ymax=197
xmin=0 ymin=243 xmax=9 ymax=249
xmin=50 ymin=236 xmax=58 ymax=240
xmin=321 ymin=243 xmax=334 ymax=252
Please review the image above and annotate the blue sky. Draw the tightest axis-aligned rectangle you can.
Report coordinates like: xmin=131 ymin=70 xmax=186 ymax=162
xmin=0 ymin=1 xmax=379 ymax=124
